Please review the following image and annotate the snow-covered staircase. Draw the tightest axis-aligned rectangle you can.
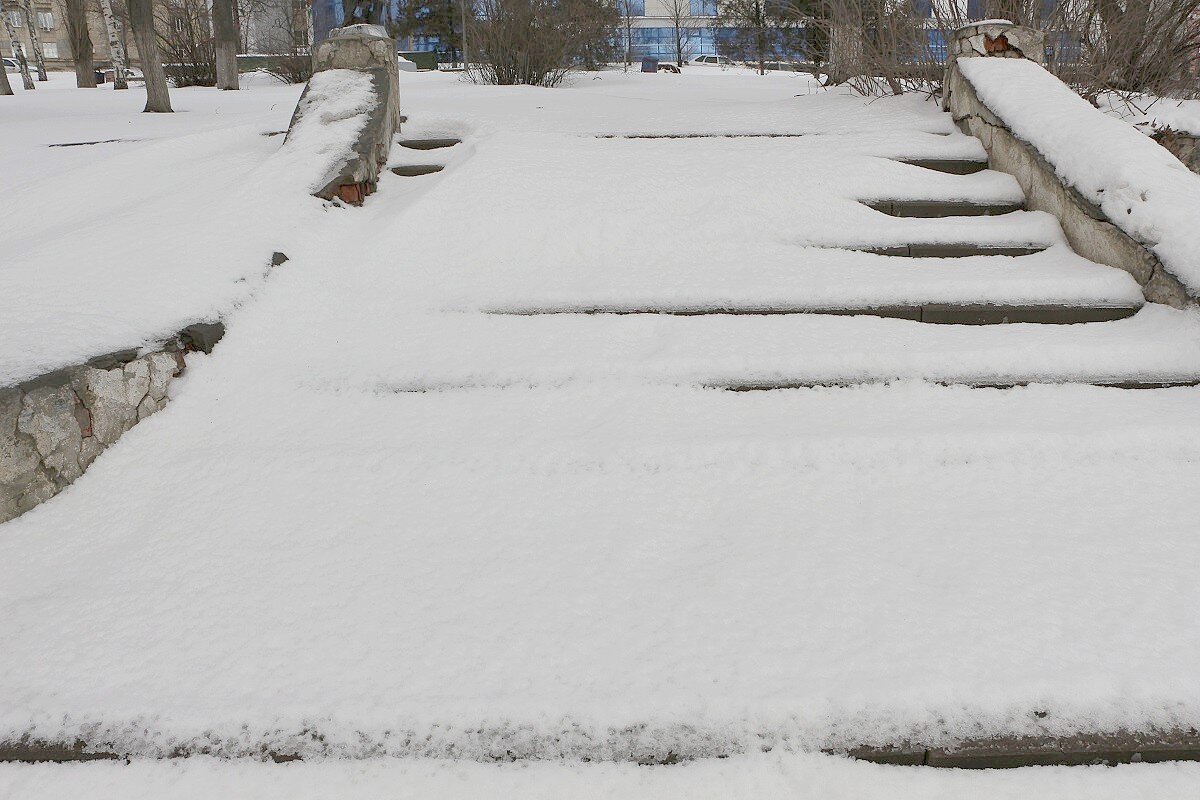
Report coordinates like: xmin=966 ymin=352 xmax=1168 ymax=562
xmin=463 ymin=140 xmax=1200 ymax=390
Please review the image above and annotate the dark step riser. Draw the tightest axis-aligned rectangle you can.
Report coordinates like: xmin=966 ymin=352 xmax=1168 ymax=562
xmin=492 ymin=305 xmax=1140 ymax=325
xmin=391 ymin=165 xmax=444 ymax=177
xmin=865 ymin=200 xmax=1024 ymax=217
xmin=720 ymin=378 xmax=1200 ymax=391
xmin=853 ymin=245 xmax=1046 ymax=258
xmin=895 ymin=158 xmax=988 ymax=175
xmin=397 ymin=138 xmax=461 ymax=150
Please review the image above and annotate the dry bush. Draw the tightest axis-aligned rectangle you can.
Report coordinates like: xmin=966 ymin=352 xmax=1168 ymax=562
xmin=815 ymin=0 xmax=1200 ymax=99
xmin=466 ymin=0 xmax=618 ymax=86
xmin=817 ymin=0 xmax=938 ymax=95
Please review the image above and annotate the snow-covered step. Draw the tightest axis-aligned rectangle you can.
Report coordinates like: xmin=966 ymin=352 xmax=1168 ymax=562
xmin=894 ymin=156 xmax=988 ymax=174
xmin=346 ymin=306 xmax=1200 ymax=391
xmin=864 ymin=199 xmax=1025 ymax=217
xmin=476 ymin=246 xmax=1143 ymax=323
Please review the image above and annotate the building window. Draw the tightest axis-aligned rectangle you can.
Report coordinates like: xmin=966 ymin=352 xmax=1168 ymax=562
xmin=690 ymin=0 xmax=716 ymax=15
xmin=8 ymin=10 xmax=22 ymax=27
xmin=172 ymin=14 xmax=186 ymax=32
xmin=41 ymin=41 xmax=58 ymax=57
xmin=37 ymin=10 xmax=53 ymax=29
xmin=966 ymin=0 xmax=985 ymax=19
xmin=621 ymin=0 xmax=645 ymax=15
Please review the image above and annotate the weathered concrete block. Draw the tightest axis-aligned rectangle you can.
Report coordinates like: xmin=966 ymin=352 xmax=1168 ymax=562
xmin=284 ymin=24 xmax=402 ymax=203
xmin=950 ymin=21 xmax=1045 ymax=65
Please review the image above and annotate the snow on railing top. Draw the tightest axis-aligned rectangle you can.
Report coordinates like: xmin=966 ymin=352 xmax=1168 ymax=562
xmin=958 ymin=57 xmax=1200 ymax=296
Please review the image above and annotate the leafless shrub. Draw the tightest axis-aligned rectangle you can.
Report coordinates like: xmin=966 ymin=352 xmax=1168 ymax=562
xmin=816 ymin=0 xmax=1200 ymax=99
xmin=465 ymin=0 xmax=618 ymax=87
xmin=817 ymin=0 xmax=938 ymax=95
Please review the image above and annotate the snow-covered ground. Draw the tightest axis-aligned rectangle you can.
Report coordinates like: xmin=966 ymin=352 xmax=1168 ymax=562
xmin=3 ymin=68 xmax=1200 ymax=791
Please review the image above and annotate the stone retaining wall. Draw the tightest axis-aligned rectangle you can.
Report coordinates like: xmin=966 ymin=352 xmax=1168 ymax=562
xmin=942 ymin=22 xmax=1195 ymax=307
xmin=1152 ymin=128 xmax=1200 ymax=176
xmin=0 ymin=323 xmax=224 ymax=524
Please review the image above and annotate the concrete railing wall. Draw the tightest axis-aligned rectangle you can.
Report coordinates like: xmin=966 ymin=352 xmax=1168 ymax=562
xmin=942 ymin=22 xmax=1197 ymax=308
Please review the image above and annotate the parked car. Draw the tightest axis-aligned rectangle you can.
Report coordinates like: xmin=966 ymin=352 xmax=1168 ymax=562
xmin=691 ymin=55 xmax=734 ymax=67
xmin=4 ymin=57 xmax=28 ymax=73
xmin=758 ymin=60 xmax=804 ymax=72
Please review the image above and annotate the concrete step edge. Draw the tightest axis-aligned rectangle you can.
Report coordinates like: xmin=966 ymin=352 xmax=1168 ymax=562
xmin=843 ymin=243 xmax=1048 ymax=257
xmin=487 ymin=303 xmax=1143 ymax=325
xmin=390 ymin=164 xmax=444 ymax=177
xmin=396 ymin=138 xmax=461 ymax=150
xmin=894 ymin=156 xmax=989 ymax=174
xmin=4 ymin=729 xmax=1199 ymax=767
xmin=864 ymin=199 xmax=1025 ymax=217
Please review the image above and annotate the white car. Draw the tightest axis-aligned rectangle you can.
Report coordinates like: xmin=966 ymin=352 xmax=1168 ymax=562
xmin=691 ymin=55 xmax=734 ymax=67
xmin=4 ymin=56 xmax=29 ymax=73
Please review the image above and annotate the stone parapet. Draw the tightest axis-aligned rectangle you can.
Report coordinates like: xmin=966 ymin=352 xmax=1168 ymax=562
xmin=941 ymin=22 xmax=1195 ymax=307
xmin=286 ymin=24 xmax=401 ymax=204
xmin=948 ymin=21 xmax=1045 ymax=65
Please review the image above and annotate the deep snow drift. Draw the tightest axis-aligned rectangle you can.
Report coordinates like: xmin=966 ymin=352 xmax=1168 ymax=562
xmin=3 ymin=69 xmax=1200 ymax=770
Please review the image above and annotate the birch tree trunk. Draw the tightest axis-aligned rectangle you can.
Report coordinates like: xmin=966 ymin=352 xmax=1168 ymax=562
xmin=0 ymin=52 xmax=12 ymax=93
xmin=211 ymin=0 xmax=239 ymax=90
xmin=2 ymin=2 xmax=34 ymax=88
xmin=17 ymin=0 xmax=48 ymax=80
xmin=65 ymin=0 xmax=97 ymax=87
xmin=98 ymin=0 xmax=129 ymax=89
xmin=127 ymin=0 xmax=172 ymax=111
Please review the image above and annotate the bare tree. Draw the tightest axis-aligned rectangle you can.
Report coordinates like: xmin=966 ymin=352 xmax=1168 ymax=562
xmin=664 ymin=0 xmax=699 ymax=66
xmin=98 ymin=0 xmax=129 ymax=89
xmin=212 ymin=0 xmax=239 ymax=88
xmin=17 ymin=0 xmax=47 ymax=80
xmin=618 ymin=0 xmax=637 ymax=68
xmin=128 ymin=0 xmax=172 ymax=110
xmin=467 ymin=0 xmax=617 ymax=86
xmin=0 ymin=46 xmax=12 ymax=92
xmin=816 ymin=0 xmax=933 ymax=95
xmin=64 ymin=0 xmax=97 ymax=87
xmin=716 ymin=0 xmax=810 ymax=73
xmin=2 ymin=0 xmax=34 ymax=88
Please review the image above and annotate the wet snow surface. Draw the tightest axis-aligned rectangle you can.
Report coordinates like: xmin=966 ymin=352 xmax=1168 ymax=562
xmin=3 ymin=70 xmax=1200 ymax=777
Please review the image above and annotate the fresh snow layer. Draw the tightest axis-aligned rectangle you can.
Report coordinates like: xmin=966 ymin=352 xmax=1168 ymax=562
xmin=957 ymin=57 xmax=1200 ymax=294
xmin=4 ymin=69 xmax=1200 ymax=762
xmin=3 ymin=755 xmax=1200 ymax=800
xmin=0 ymin=70 xmax=995 ymax=387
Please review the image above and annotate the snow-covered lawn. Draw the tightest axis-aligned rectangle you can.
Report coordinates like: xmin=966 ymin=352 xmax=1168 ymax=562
xmin=3 ymin=68 xmax=1200 ymax=790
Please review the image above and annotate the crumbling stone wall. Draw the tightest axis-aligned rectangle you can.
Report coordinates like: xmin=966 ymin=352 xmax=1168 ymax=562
xmin=942 ymin=22 xmax=1196 ymax=307
xmin=1 ymin=351 xmax=181 ymax=523
xmin=1152 ymin=128 xmax=1200 ymax=176
xmin=1 ymin=322 xmax=225 ymax=524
